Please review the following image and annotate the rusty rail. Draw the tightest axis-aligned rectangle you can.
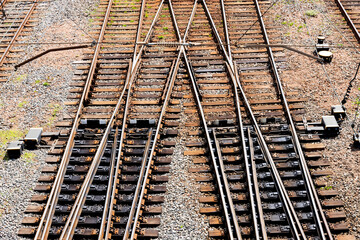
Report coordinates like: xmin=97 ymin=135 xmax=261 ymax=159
xmin=33 ymin=0 xmax=114 ymax=239
xmin=126 ymin=1 xmax=197 ymax=238
xmin=59 ymin=0 xmax=169 ymax=237
xmin=201 ymin=0 xmax=306 ymax=237
xmin=0 ymin=0 xmax=37 ymax=67
xmin=334 ymin=0 xmax=360 ymax=44
xmin=253 ymin=0 xmax=332 ymax=238
xmin=0 ymin=0 xmax=7 ymax=13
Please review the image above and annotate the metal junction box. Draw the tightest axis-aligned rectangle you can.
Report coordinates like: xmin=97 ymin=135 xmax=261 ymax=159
xmin=331 ymin=105 xmax=346 ymax=120
xmin=24 ymin=128 xmax=42 ymax=149
xmin=322 ymin=116 xmax=340 ymax=135
xmin=7 ymin=141 xmax=24 ymax=159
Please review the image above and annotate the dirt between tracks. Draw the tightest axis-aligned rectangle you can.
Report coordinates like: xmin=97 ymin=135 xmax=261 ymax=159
xmin=266 ymin=0 xmax=360 ymax=237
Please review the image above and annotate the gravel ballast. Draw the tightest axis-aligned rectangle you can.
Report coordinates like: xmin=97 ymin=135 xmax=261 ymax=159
xmin=0 ymin=0 xmax=99 ymax=238
xmin=266 ymin=0 xmax=360 ymax=237
xmin=1 ymin=0 xmax=360 ymax=238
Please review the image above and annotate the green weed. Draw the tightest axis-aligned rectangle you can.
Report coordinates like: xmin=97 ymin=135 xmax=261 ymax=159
xmin=18 ymin=101 xmax=28 ymax=108
xmin=305 ymin=10 xmax=318 ymax=17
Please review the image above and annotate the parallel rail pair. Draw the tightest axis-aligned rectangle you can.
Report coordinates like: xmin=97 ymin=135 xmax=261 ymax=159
xmin=18 ymin=0 xmax=356 ymax=239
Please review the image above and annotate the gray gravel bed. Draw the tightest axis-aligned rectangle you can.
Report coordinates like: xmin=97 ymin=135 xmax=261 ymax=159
xmin=0 ymin=150 xmax=47 ymax=239
xmin=158 ymin=100 xmax=209 ymax=239
xmin=0 ymin=0 xmax=99 ymax=238
xmin=267 ymin=0 xmax=360 ymax=237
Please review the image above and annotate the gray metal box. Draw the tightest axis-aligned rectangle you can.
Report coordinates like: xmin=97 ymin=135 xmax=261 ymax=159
xmin=7 ymin=141 xmax=24 ymax=159
xmin=331 ymin=105 xmax=346 ymax=120
xmin=24 ymin=128 xmax=42 ymax=149
xmin=322 ymin=116 xmax=340 ymax=135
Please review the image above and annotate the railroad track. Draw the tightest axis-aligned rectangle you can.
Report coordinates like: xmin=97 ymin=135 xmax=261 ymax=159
xmin=331 ymin=0 xmax=360 ymax=44
xmin=0 ymin=0 xmax=41 ymax=81
xmin=18 ymin=0 xmax=354 ymax=239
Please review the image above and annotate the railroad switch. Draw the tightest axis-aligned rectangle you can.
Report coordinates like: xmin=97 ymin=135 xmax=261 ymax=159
xmin=24 ymin=128 xmax=42 ymax=149
xmin=331 ymin=105 xmax=346 ymax=121
xmin=6 ymin=140 xmax=24 ymax=159
xmin=315 ymin=35 xmax=333 ymax=63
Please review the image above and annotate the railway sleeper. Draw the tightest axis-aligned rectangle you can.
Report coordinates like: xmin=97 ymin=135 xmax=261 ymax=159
xmin=18 ymin=227 xmax=98 ymax=237
xmin=110 ymin=228 xmax=159 ymax=238
xmin=209 ymin=216 xmax=251 ymax=225
xmin=57 ymin=194 xmax=106 ymax=203
xmin=118 ymin=174 xmax=169 ymax=183
xmin=122 ymin=156 xmax=171 ymax=165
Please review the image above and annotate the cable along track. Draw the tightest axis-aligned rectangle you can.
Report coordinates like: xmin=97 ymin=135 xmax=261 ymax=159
xmin=18 ymin=0 xmax=353 ymax=239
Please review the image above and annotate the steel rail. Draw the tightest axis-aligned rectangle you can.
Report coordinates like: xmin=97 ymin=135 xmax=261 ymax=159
xmin=201 ymin=0 xmax=233 ymax=69
xmin=132 ymin=0 xmax=165 ymax=72
xmin=102 ymin=2 xmax=167 ymax=238
xmin=253 ymin=0 xmax=333 ymax=238
xmin=59 ymin=61 xmax=133 ymax=239
xmin=132 ymin=0 xmax=146 ymax=65
xmin=101 ymin=59 xmax=140 ymax=240
xmin=83 ymin=0 xmax=113 ymax=103
xmin=125 ymin=53 xmax=180 ymax=239
xmin=226 ymin=62 xmax=266 ymax=240
xmin=212 ymin=130 xmax=243 ymax=239
xmin=168 ymin=0 xmax=182 ymax=41
xmin=248 ymin=127 xmax=267 ymax=239
xmin=128 ymin=48 xmax=181 ymax=240
xmin=126 ymin=1 xmax=193 ymax=238
xmin=184 ymin=1 xmax=302 ymax=237
xmin=103 ymin=61 xmax=142 ymax=240
xmin=196 ymin=3 xmax=305 ymax=237
xmin=179 ymin=3 xmax=242 ymax=231
xmin=161 ymin=59 xmax=176 ymax=102
xmin=51 ymin=1 xmax=165 ymax=237
xmin=233 ymin=62 xmax=306 ymax=239
xmin=98 ymin=125 xmax=120 ymax=240
xmin=33 ymin=1 xmax=114 ymax=239
xmin=220 ymin=0 xmax=232 ymax=62
xmin=124 ymin=1 xmax=205 ymax=238
xmin=182 ymin=0 xmax=198 ymax=42
xmin=122 ymin=128 xmax=153 ymax=239
xmin=0 ymin=0 xmax=37 ymax=67
xmin=334 ymin=0 xmax=360 ymax=44
xmin=183 ymin=50 xmax=241 ymax=239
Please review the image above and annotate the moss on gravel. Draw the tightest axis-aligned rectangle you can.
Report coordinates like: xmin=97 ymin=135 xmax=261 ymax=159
xmin=0 ymin=129 xmax=25 ymax=160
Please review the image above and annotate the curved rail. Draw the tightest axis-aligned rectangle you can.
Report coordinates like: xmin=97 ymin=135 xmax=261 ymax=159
xmin=253 ymin=0 xmax=333 ymax=238
xmin=334 ymin=0 xmax=360 ymax=44
xmin=199 ymin=0 xmax=306 ymax=238
xmin=21 ymin=0 xmax=341 ymax=239
xmin=0 ymin=0 xmax=37 ymax=67
xmin=33 ymin=0 xmax=114 ymax=238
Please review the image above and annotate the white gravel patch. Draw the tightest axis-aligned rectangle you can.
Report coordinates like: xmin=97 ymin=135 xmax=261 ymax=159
xmin=158 ymin=100 xmax=209 ymax=239
xmin=0 ymin=150 xmax=47 ymax=239
xmin=0 ymin=0 xmax=99 ymax=238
